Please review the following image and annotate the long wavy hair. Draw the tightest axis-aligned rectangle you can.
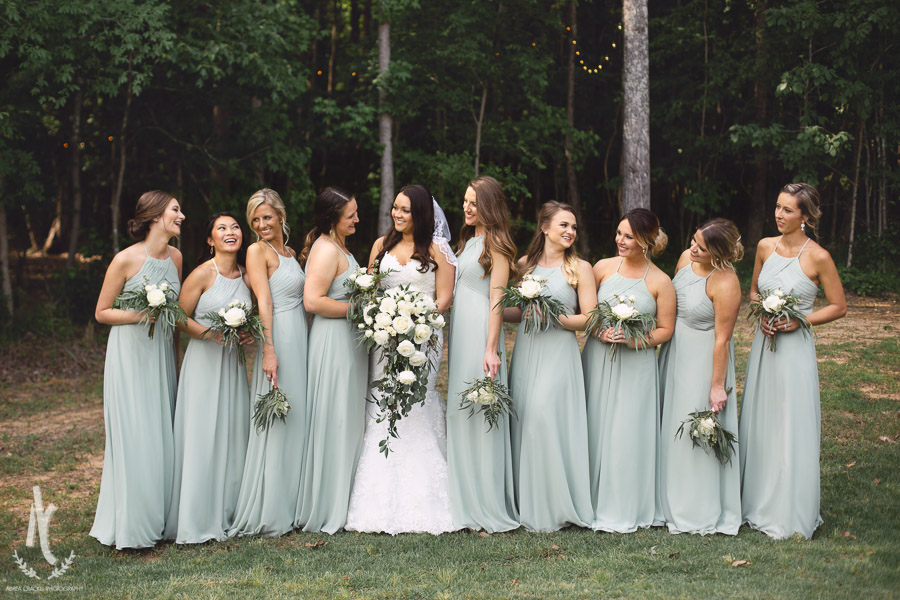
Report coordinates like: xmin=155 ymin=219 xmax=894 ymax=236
xmin=520 ymin=201 xmax=580 ymax=287
xmin=299 ymin=186 xmax=354 ymax=267
xmin=457 ymin=176 xmax=517 ymax=279
xmin=375 ymin=184 xmax=437 ymax=273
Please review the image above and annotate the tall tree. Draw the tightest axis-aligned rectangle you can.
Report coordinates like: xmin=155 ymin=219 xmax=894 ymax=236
xmin=622 ymin=0 xmax=651 ymax=213
xmin=377 ymin=1 xmax=395 ymax=235
xmin=565 ymin=0 xmax=588 ymax=254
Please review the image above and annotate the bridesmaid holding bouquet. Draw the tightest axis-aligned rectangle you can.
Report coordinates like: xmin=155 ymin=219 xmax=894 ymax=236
xmin=90 ymin=191 xmax=184 ymax=549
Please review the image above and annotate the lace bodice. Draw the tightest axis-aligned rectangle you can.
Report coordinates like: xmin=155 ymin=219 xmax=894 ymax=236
xmin=379 ymin=252 xmax=437 ymax=299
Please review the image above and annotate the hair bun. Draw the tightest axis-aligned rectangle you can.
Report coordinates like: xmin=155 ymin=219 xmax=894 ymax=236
xmin=651 ymin=228 xmax=669 ymax=256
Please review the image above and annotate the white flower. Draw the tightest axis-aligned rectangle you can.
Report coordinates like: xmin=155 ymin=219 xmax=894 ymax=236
xmin=386 ymin=326 xmax=396 ymax=336
xmin=477 ymin=389 xmax=496 ymax=405
xmin=629 ymin=295 xmax=636 ymax=302
xmin=698 ymin=417 xmax=716 ymax=437
xmin=364 ymin=329 xmax=374 ymax=338
xmin=374 ymin=312 xmax=393 ymax=328
xmin=397 ymin=300 xmax=414 ymax=316
xmin=618 ymin=295 xmax=628 ymax=303
xmin=146 ymin=288 xmax=166 ymax=307
xmin=159 ymin=282 xmax=170 ymax=292
xmin=392 ymin=315 xmax=414 ymax=335
xmin=397 ymin=340 xmax=416 ymax=357
xmin=397 ymin=370 xmax=416 ymax=385
xmin=380 ymin=297 xmax=397 ymax=315
xmin=144 ymin=284 xmax=156 ymax=292
xmin=357 ymin=323 xmax=366 ymax=329
xmin=774 ymin=288 xmax=785 ymax=297
xmin=355 ymin=273 xmax=375 ymax=289
xmin=417 ymin=316 xmax=426 ymax=324
xmin=762 ymin=294 xmax=786 ymax=313
xmin=413 ymin=323 xmax=433 ymax=343
xmin=691 ymin=428 xmax=700 ymax=439
xmin=347 ymin=269 xmax=358 ymax=282
xmin=466 ymin=391 xmax=479 ymax=403
xmin=223 ymin=306 xmax=247 ymax=328
xmin=218 ymin=308 xmax=227 ymax=318
xmin=428 ymin=313 xmax=445 ymax=329
xmin=373 ymin=330 xmax=390 ymax=346
xmin=611 ymin=302 xmax=638 ymax=320
xmin=409 ymin=351 xmax=427 ymax=367
xmin=519 ymin=278 xmax=543 ymax=299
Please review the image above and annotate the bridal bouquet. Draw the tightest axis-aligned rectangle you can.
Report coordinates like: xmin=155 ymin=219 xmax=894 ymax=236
xmin=674 ymin=409 xmax=738 ymax=466
xmin=458 ymin=377 xmax=516 ymax=432
xmin=358 ymin=284 xmax=446 ymax=456
xmin=253 ymin=386 xmax=291 ymax=433
xmin=495 ymin=273 xmax=566 ymax=334
xmin=113 ymin=275 xmax=187 ymax=338
xmin=344 ymin=260 xmax=394 ymax=334
xmin=201 ymin=299 xmax=266 ymax=364
xmin=585 ymin=294 xmax=656 ymax=361
xmin=747 ymin=287 xmax=810 ymax=352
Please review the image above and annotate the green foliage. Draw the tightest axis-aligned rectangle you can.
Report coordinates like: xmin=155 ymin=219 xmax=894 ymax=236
xmin=49 ymin=262 xmax=107 ymax=325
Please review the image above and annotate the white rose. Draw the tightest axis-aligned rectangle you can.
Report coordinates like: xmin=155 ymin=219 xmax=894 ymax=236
xmin=397 ymin=370 xmax=416 ymax=385
xmin=218 ymin=308 xmax=227 ymax=318
xmin=373 ymin=330 xmax=390 ymax=346
xmin=374 ymin=312 xmax=393 ymax=328
xmin=144 ymin=284 xmax=156 ymax=292
xmin=409 ymin=351 xmax=427 ymax=367
xmin=773 ymin=288 xmax=785 ymax=297
xmin=414 ymin=323 xmax=433 ymax=343
xmin=146 ymin=288 xmax=166 ymax=307
xmin=428 ymin=313 xmax=445 ymax=329
xmin=347 ymin=269 xmax=358 ymax=282
xmin=466 ymin=391 xmax=479 ymax=403
xmin=519 ymin=279 xmax=543 ymax=299
xmin=629 ymin=295 xmax=636 ymax=302
xmin=159 ymin=282 xmax=170 ymax=292
xmin=698 ymin=418 xmax=716 ymax=436
xmin=386 ymin=326 xmax=396 ymax=336
xmin=611 ymin=302 xmax=637 ymax=320
xmin=762 ymin=295 xmax=785 ymax=313
xmin=380 ymin=297 xmax=397 ymax=315
xmin=393 ymin=315 xmax=414 ymax=335
xmin=357 ymin=323 xmax=365 ymax=329
xmin=477 ymin=389 xmax=496 ymax=405
xmin=223 ymin=306 xmax=247 ymax=328
xmin=397 ymin=300 xmax=415 ymax=317
xmin=397 ymin=340 xmax=416 ymax=357
xmin=355 ymin=274 xmax=375 ymax=290
xmin=364 ymin=329 xmax=374 ymax=338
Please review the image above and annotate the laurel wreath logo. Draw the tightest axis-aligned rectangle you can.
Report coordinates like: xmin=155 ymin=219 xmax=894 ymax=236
xmin=13 ymin=549 xmax=75 ymax=580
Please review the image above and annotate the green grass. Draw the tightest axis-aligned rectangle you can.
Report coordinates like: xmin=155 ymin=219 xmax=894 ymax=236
xmin=1 ymin=333 xmax=898 ymax=598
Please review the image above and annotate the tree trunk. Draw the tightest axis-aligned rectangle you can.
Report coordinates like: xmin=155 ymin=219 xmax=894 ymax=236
xmin=621 ymin=0 xmax=651 ymax=213
xmin=377 ymin=15 xmax=395 ymax=235
xmin=565 ymin=0 xmax=588 ymax=254
xmin=746 ymin=0 xmax=768 ymax=252
xmin=846 ymin=119 xmax=865 ymax=268
xmin=0 ymin=185 xmax=13 ymax=318
xmin=112 ymin=66 xmax=133 ymax=255
xmin=66 ymin=88 xmax=84 ymax=268
xmin=473 ymin=84 xmax=487 ymax=178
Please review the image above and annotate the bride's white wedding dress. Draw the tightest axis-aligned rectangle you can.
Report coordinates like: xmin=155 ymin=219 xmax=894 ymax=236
xmin=344 ymin=252 xmax=457 ymax=535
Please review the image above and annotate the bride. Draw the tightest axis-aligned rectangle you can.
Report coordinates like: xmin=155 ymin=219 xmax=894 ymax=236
xmin=344 ymin=184 xmax=459 ymax=534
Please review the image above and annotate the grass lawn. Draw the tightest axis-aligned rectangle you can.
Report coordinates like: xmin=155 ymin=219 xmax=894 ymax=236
xmin=1 ymin=298 xmax=898 ymax=599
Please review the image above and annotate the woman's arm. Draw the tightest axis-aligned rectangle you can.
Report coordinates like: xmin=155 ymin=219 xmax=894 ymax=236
xmin=708 ymin=271 xmax=741 ymax=413
xmin=558 ymin=259 xmax=597 ymax=332
xmin=304 ymin=240 xmax=350 ymax=318
xmin=176 ymin=262 xmax=217 ymax=340
xmin=484 ymin=251 xmax=509 ymax=378
xmin=95 ymin=251 xmax=144 ymax=326
xmin=806 ymin=247 xmax=847 ymax=327
xmin=247 ymin=243 xmax=280 ymax=387
xmin=502 ymin=256 xmax=528 ymax=323
xmin=639 ymin=270 xmax=676 ymax=347
xmin=368 ymin=237 xmax=384 ymax=272
xmin=431 ymin=242 xmax=455 ymax=313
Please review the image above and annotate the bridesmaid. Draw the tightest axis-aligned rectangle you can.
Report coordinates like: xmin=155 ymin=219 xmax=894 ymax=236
xmin=296 ymin=187 xmax=368 ymax=534
xmin=740 ymin=182 xmax=846 ymax=539
xmin=90 ymin=191 xmax=184 ymax=549
xmin=229 ymin=189 xmax=308 ymax=537
xmin=165 ymin=212 xmax=251 ymax=543
xmin=506 ymin=201 xmax=595 ymax=532
xmin=447 ymin=176 xmax=519 ymax=532
xmin=656 ymin=218 xmax=743 ymax=535
xmin=583 ymin=208 xmax=675 ymax=533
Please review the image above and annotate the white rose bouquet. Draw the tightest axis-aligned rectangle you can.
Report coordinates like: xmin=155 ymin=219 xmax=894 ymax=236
xmin=344 ymin=260 xmax=395 ymax=335
xmin=747 ymin=287 xmax=810 ymax=352
xmin=252 ymin=386 xmax=291 ymax=433
xmin=360 ymin=283 xmax=445 ymax=456
xmin=674 ymin=408 xmax=738 ymax=466
xmin=585 ymin=294 xmax=657 ymax=361
xmin=458 ymin=377 xmax=516 ymax=432
xmin=113 ymin=275 xmax=188 ymax=339
xmin=494 ymin=273 xmax=566 ymax=334
xmin=201 ymin=299 xmax=266 ymax=364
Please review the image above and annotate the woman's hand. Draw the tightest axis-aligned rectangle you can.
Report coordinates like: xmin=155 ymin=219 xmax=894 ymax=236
xmin=709 ymin=385 xmax=728 ymax=413
xmin=483 ymin=348 xmax=501 ymax=379
xmin=238 ymin=330 xmax=255 ymax=345
xmin=262 ymin=350 xmax=279 ymax=388
xmin=600 ymin=327 xmax=625 ymax=344
xmin=760 ymin=315 xmax=802 ymax=337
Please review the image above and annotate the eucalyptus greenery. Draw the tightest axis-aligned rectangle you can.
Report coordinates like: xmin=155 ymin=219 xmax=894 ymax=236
xmin=201 ymin=300 xmax=266 ymax=364
xmin=252 ymin=387 xmax=291 ymax=434
xmin=585 ymin=296 xmax=657 ymax=361
xmin=458 ymin=377 xmax=516 ymax=432
xmin=112 ymin=275 xmax=187 ymax=339
xmin=494 ymin=275 xmax=566 ymax=334
xmin=675 ymin=409 xmax=738 ymax=467
xmin=747 ymin=288 xmax=811 ymax=352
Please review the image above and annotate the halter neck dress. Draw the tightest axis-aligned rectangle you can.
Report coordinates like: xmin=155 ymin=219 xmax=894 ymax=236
xmin=229 ymin=241 xmax=308 ymax=537
xmin=655 ymin=263 xmax=740 ymax=535
xmin=740 ymin=237 xmax=822 ymax=539
xmin=508 ymin=264 xmax=592 ymax=531
xmin=90 ymin=244 xmax=180 ymax=549
xmin=446 ymin=236 xmax=519 ymax=532
xmin=297 ymin=238 xmax=368 ymax=533
xmin=582 ymin=259 xmax=660 ymax=533
xmin=165 ymin=260 xmax=252 ymax=543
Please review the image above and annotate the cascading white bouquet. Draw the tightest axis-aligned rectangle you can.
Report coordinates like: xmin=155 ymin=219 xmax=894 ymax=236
xmin=344 ymin=260 xmax=394 ymax=338
xmin=356 ymin=283 xmax=446 ymax=456
xmin=495 ymin=273 xmax=566 ymax=334
xmin=675 ymin=408 xmax=738 ymax=466
xmin=201 ymin=299 xmax=266 ymax=364
xmin=113 ymin=275 xmax=187 ymax=338
xmin=458 ymin=377 xmax=516 ymax=432
xmin=747 ymin=287 xmax=810 ymax=351
xmin=585 ymin=294 xmax=657 ymax=361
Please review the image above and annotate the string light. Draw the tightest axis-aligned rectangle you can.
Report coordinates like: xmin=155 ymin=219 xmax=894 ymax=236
xmin=566 ymin=22 xmax=619 ymax=77
xmin=108 ymin=136 xmax=113 ymax=141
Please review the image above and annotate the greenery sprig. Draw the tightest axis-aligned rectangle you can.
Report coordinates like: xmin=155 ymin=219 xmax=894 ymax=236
xmin=253 ymin=386 xmax=291 ymax=433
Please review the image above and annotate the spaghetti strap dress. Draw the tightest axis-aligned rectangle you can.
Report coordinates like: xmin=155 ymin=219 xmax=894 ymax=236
xmin=90 ymin=245 xmax=180 ymax=549
xmin=583 ymin=259 xmax=660 ymax=533
xmin=228 ymin=243 xmax=308 ymax=537
xmin=508 ymin=264 xmax=592 ymax=532
xmin=740 ymin=237 xmax=822 ymax=539
xmin=655 ymin=263 xmax=740 ymax=535
xmin=165 ymin=261 xmax=252 ymax=543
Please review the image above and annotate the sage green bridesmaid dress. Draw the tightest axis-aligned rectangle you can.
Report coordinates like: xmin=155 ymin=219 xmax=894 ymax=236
xmin=90 ymin=245 xmax=180 ymax=549
xmin=228 ymin=243 xmax=308 ymax=537
xmin=740 ymin=237 xmax=822 ymax=539
xmin=583 ymin=259 xmax=660 ymax=533
xmin=446 ymin=236 xmax=519 ymax=532
xmin=655 ymin=263 xmax=740 ymax=535
xmin=297 ymin=240 xmax=368 ymax=533
xmin=165 ymin=261 xmax=251 ymax=543
xmin=508 ymin=264 xmax=592 ymax=532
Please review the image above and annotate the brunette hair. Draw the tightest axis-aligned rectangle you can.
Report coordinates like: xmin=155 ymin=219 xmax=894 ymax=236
xmin=127 ymin=190 xmax=176 ymax=240
xmin=376 ymin=184 xmax=438 ymax=273
xmin=697 ymin=218 xmax=743 ymax=271
xmin=622 ymin=208 xmax=668 ymax=257
xmin=457 ymin=176 xmax=517 ymax=278
xmin=521 ymin=201 xmax=580 ymax=287
xmin=300 ymin=186 xmax=354 ymax=267
xmin=781 ymin=182 xmax=821 ymax=234
xmin=199 ymin=212 xmax=246 ymax=266
xmin=246 ymin=188 xmax=289 ymax=243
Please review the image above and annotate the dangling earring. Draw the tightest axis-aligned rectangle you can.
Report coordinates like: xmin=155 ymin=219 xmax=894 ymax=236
xmin=801 ymin=221 xmax=806 ymax=232
xmin=329 ymin=227 xmax=336 ymax=239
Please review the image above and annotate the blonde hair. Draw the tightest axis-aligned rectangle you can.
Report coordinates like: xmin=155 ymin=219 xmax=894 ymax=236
xmin=521 ymin=201 xmax=580 ymax=287
xmin=698 ymin=218 xmax=744 ymax=271
xmin=622 ymin=208 xmax=668 ymax=257
xmin=246 ymin=188 xmax=290 ymax=243
xmin=781 ymin=182 xmax=821 ymax=234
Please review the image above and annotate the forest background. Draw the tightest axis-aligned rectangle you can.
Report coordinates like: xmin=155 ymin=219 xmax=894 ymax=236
xmin=0 ymin=0 xmax=898 ymax=331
